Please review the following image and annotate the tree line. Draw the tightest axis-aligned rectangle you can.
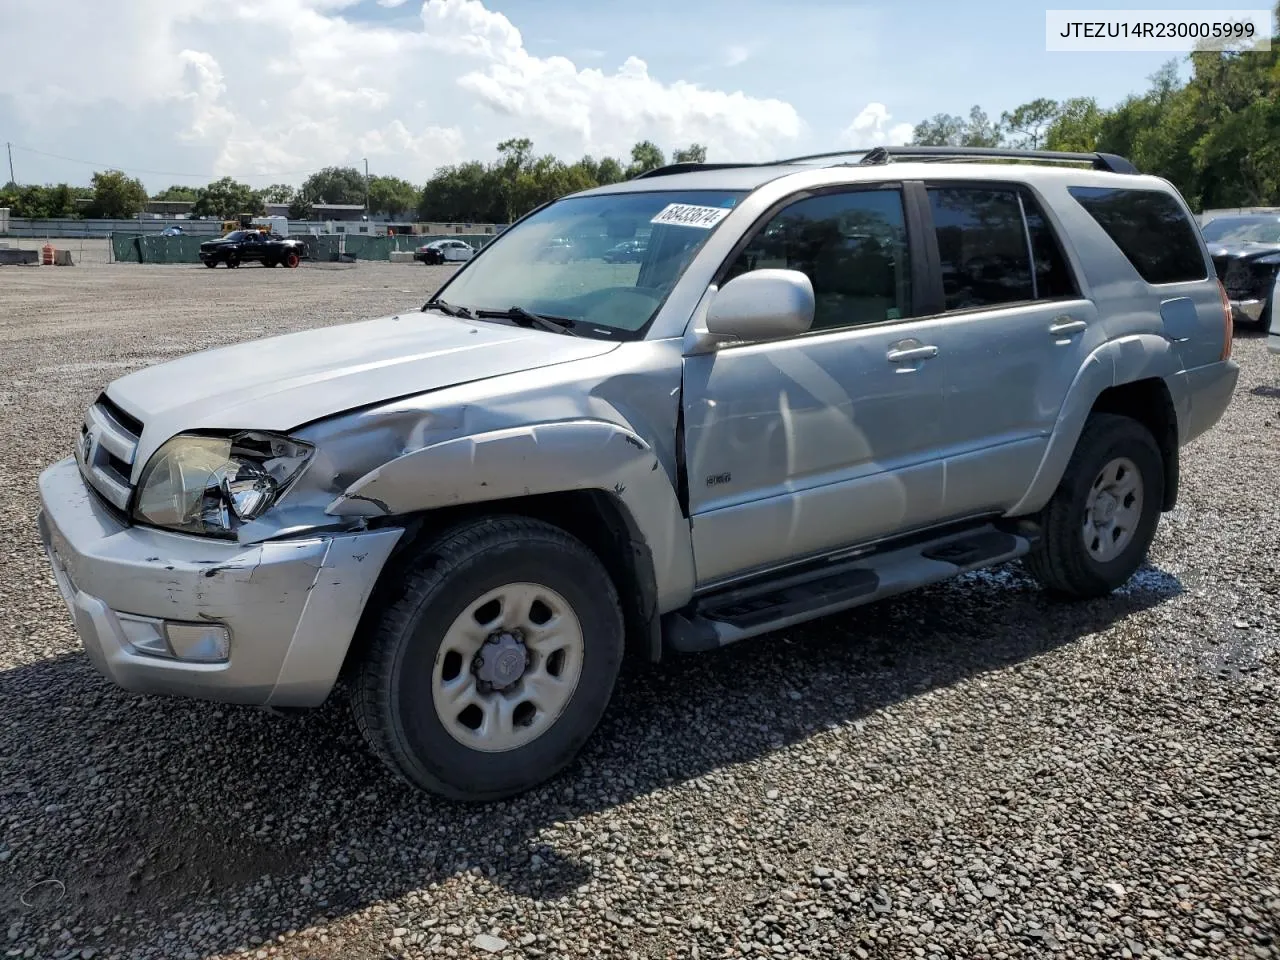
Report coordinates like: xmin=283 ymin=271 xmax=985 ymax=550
xmin=911 ymin=45 xmax=1279 ymax=211
xmin=0 ymin=139 xmax=704 ymax=224
xmin=4 ymin=42 xmax=1277 ymax=224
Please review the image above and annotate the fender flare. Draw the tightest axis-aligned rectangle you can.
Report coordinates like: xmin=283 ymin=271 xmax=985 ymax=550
xmin=1008 ymin=334 xmax=1180 ymax=516
xmin=326 ymin=418 xmax=696 ymax=613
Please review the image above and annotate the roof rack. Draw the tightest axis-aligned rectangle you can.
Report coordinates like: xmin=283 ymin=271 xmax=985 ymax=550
xmin=773 ymin=146 xmax=1138 ymax=174
xmin=629 ymin=161 xmax=762 ymax=180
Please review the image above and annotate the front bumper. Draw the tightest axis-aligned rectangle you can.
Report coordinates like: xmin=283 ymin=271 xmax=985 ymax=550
xmin=1230 ymin=298 xmax=1266 ymax=324
xmin=37 ymin=456 xmax=402 ymax=707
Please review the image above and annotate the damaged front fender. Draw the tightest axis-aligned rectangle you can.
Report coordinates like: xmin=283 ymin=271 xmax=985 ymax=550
xmin=326 ymin=418 xmax=695 ymax=610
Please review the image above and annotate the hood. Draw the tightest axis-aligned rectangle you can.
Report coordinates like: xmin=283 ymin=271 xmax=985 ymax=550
xmin=1208 ymin=241 xmax=1280 ymax=261
xmin=106 ymin=313 xmax=618 ymax=472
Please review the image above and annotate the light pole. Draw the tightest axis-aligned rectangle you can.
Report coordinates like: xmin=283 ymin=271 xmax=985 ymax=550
xmin=362 ymin=157 xmax=369 ymax=219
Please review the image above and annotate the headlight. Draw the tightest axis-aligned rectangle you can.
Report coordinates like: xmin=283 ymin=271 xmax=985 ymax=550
xmin=133 ymin=432 xmax=313 ymax=536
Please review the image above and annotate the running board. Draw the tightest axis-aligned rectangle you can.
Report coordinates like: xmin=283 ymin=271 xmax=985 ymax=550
xmin=664 ymin=523 xmax=1033 ymax=653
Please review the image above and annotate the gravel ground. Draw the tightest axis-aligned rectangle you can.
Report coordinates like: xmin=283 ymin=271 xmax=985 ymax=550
xmin=1 ymin=262 xmax=1277 ymax=960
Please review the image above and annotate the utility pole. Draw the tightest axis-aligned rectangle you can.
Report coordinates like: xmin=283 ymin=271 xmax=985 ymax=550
xmin=6 ymin=142 xmax=14 ymax=185
xmin=362 ymin=157 xmax=369 ymax=220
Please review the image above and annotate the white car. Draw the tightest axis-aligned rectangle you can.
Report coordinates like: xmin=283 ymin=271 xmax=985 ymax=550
xmin=415 ymin=239 xmax=475 ymax=264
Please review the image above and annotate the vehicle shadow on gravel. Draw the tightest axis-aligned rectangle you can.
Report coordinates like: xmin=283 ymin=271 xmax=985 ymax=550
xmin=0 ymin=560 xmax=1183 ymax=956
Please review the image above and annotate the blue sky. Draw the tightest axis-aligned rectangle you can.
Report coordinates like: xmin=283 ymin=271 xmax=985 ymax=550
xmin=0 ymin=0 xmax=1217 ymax=191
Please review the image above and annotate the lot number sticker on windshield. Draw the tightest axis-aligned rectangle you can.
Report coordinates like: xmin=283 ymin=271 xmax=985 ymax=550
xmin=650 ymin=203 xmax=731 ymax=229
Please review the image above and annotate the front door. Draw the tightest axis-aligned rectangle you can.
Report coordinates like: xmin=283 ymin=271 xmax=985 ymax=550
xmin=681 ymin=185 xmax=951 ymax=587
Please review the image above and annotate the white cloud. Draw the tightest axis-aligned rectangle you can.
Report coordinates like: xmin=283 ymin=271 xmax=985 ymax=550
xmin=841 ymin=102 xmax=914 ymax=148
xmin=0 ymin=0 xmax=808 ymax=187
xmin=723 ymin=44 xmax=752 ymax=67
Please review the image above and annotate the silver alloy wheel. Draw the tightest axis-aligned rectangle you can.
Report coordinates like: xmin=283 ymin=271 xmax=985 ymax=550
xmin=431 ymin=582 xmax=585 ymax=754
xmin=1082 ymin=456 xmax=1144 ymax=562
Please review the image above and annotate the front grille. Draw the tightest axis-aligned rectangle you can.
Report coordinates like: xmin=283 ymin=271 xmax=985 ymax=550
xmin=77 ymin=393 xmax=142 ymax=512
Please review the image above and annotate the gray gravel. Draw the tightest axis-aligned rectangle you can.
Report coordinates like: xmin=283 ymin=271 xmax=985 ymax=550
xmin=1 ymin=261 xmax=1277 ymax=960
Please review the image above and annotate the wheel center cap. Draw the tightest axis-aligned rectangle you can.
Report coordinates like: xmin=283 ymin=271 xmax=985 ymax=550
xmin=474 ymin=632 xmax=528 ymax=690
xmin=1093 ymin=492 xmax=1117 ymax=524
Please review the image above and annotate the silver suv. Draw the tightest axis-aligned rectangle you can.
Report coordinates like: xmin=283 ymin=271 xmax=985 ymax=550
xmin=37 ymin=146 xmax=1239 ymax=801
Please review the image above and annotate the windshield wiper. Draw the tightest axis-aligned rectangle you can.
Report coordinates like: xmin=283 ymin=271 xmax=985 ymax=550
xmin=475 ymin=306 xmax=580 ymax=337
xmin=421 ymin=298 xmax=475 ymax=319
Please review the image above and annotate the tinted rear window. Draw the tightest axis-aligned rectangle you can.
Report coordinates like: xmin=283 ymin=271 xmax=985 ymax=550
xmin=1068 ymin=186 xmax=1206 ymax=284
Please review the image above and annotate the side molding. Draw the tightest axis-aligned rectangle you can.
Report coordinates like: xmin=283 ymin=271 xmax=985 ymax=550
xmin=326 ymin=419 xmax=696 ymax=611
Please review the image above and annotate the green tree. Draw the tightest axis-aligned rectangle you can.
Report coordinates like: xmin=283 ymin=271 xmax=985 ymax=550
xmin=84 ymin=170 xmax=148 ymax=218
xmin=911 ymin=106 xmax=1000 ymax=147
xmin=261 ymin=183 xmax=296 ymax=204
xmin=626 ymin=140 xmax=666 ymax=177
xmin=1044 ymin=97 xmax=1105 ymax=151
xmin=192 ymin=176 xmax=264 ymax=219
xmin=910 ymin=113 xmax=966 ymax=145
xmin=595 ymin=157 xmax=625 ymax=185
xmin=367 ymin=175 xmax=419 ymax=218
xmin=1000 ymin=98 xmax=1059 ymax=149
xmin=418 ymin=160 xmax=503 ymax=223
xmin=672 ymin=143 xmax=708 ymax=163
xmin=297 ymin=165 xmax=367 ymax=206
xmin=151 ymin=185 xmax=198 ymax=202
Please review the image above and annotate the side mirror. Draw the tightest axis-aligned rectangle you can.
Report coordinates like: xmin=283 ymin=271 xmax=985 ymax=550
xmin=704 ymin=269 xmax=815 ymax=343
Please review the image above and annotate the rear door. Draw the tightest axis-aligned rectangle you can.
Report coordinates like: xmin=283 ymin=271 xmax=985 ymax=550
xmin=913 ymin=182 xmax=1099 ymax=518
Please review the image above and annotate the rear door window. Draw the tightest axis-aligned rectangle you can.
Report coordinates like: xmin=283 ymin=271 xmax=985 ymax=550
xmin=1068 ymin=186 xmax=1207 ymax=284
xmin=927 ymin=187 xmax=1034 ymax=310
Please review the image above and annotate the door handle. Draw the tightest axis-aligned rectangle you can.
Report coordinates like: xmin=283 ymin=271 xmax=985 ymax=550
xmin=886 ymin=344 xmax=939 ymax=363
xmin=1048 ymin=317 xmax=1088 ymax=337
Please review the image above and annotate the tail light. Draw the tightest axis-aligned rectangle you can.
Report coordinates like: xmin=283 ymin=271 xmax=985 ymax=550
xmin=1217 ymin=279 xmax=1233 ymax=360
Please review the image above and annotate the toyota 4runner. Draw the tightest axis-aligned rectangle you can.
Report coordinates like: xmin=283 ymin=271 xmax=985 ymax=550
xmin=38 ymin=146 xmax=1239 ymax=801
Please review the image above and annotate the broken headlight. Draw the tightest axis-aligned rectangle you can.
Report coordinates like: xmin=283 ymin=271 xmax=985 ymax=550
xmin=133 ymin=432 xmax=313 ymax=536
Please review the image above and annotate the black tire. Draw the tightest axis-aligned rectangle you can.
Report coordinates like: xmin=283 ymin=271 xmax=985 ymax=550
xmin=1023 ymin=413 xmax=1164 ymax=599
xmin=226 ymin=256 xmax=239 ymax=268
xmin=203 ymin=260 xmax=216 ymax=268
xmin=352 ymin=516 xmax=625 ymax=801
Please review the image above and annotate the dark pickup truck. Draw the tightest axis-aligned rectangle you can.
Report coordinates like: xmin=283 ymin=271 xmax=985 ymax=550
xmin=199 ymin=230 xmax=308 ymax=268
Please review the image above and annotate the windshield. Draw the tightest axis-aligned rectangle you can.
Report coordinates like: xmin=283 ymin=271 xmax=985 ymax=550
xmin=221 ymin=230 xmax=247 ymax=241
xmin=1202 ymin=217 xmax=1280 ymax=243
xmin=434 ymin=189 xmax=747 ymax=338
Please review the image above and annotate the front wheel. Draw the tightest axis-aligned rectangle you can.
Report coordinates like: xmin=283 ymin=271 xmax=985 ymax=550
xmin=352 ymin=517 xmax=624 ymax=801
xmin=203 ymin=260 xmax=217 ymax=268
xmin=1024 ymin=413 xmax=1164 ymax=599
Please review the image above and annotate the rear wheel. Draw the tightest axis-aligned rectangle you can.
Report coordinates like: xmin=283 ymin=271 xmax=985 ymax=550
xmin=284 ymin=251 xmax=300 ymax=268
xmin=352 ymin=516 xmax=624 ymax=801
xmin=1024 ymin=413 xmax=1164 ymax=599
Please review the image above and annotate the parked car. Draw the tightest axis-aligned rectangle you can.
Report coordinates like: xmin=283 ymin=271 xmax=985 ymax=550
xmin=198 ymin=230 xmax=307 ymax=268
xmin=37 ymin=146 xmax=1238 ymax=802
xmin=602 ymin=238 xmax=647 ymax=263
xmin=160 ymin=225 xmax=184 ymax=237
xmin=1200 ymin=214 xmax=1280 ymax=328
xmin=415 ymin=239 xmax=475 ymax=265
